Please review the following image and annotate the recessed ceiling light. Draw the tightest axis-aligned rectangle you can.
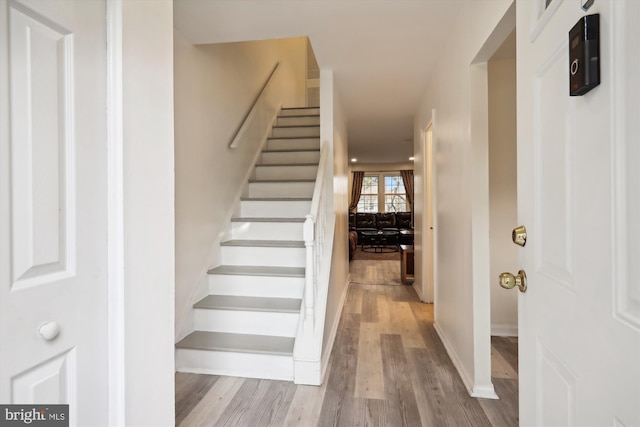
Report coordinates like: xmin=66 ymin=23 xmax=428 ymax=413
xmin=351 ymin=158 xmax=357 ymax=162
xmin=409 ymin=157 xmax=415 ymax=161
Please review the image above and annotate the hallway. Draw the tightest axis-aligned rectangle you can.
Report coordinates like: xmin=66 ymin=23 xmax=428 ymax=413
xmin=175 ymin=264 xmax=519 ymax=426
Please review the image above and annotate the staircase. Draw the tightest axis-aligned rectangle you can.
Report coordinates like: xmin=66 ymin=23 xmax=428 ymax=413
xmin=176 ymin=107 xmax=321 ymax=381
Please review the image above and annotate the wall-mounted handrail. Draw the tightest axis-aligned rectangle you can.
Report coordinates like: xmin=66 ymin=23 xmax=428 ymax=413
xmin=229 ymin=62 xmax=280 ymax=148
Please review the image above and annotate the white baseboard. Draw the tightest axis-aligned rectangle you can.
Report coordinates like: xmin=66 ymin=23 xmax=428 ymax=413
xmin=491 ymin=324 xmax=518 ymax=337
xmin=470 ymin=384 xmax=500 ymax=400
xmin=412 ymin=280 xmax=424 ymax=301
xmin=294 ymin=359 xmax=321 ymax=385
xmin=433 ymin=321 xmax=498 ymax=400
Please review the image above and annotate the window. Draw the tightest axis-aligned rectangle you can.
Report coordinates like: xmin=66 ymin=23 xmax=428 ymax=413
xmin=357 ymin=176 xmax=379 ymax=212
xmin=384 ymin=175 xmax=407 ymax=212
xmin=356 ymin=173 xmax=408 ymax=213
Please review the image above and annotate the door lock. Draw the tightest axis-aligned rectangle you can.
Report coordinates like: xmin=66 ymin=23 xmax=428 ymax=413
xmin=499 ymin=270 xmax=527 ymax=293
xmin=512 ymin=225 xmax=527 ymax=247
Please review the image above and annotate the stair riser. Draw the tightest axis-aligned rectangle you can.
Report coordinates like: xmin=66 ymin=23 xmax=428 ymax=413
xmin=227 ymin=222 xmax=303 ymax=241
xmin=266 ymin=138 xmax=320 ymax=151
xmin=276 ymin=116 xmax=320 ymax=126
xmin=279 ymin=107 xmax=319 ymax=117
xmin=193 ymin=309 xmax=299 ymax=337
xmin=260 ymin=150 xmax=320 ymax=165
xmin=220 ymin=246 xmax=305 ymax=267
xmin=254 ymin=165 xmax=318 ymax=181
xmin=271 ymin=126 xmax=320 ymax=138
xmin=248 ymin=182 xmax=314 ymax=199
xmin=240 ymin=200 xmax=311 ymax=218
xmin=176 ymin=349 xmax=293 ymax=381
xmin=208 ymin=274 xmax=304 ymax=298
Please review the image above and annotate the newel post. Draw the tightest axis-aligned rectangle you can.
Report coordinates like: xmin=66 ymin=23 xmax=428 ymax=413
xmin=303 ymin=214 xmax=316 ymax=329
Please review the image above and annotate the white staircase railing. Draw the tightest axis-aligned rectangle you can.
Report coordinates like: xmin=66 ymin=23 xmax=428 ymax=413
xmin=294 ymin=140 xmax=334 ymax=385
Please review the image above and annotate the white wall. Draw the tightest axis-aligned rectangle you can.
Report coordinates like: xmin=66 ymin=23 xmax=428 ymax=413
xmin=121 ymin=0 xmax=175 ymax=424
xmin=413 ymin=0 xmax=513 ymax=397
xmin=488 ymin=57 xmax=518 ymax=336
xmin=321 ymin=69 xmax=350 ymax=374
xmin=173 ymin=34 xmax=307 ymax=340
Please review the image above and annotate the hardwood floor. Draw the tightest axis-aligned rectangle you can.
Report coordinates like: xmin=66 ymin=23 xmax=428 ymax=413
xmin=176 ymin=261 xmax=519 ymax=426
xmin=349 ymin=260 xmax=402 ymax=286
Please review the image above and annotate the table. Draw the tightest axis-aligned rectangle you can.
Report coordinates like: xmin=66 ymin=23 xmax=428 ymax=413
xmin=399 ymin=229 xmax=414 ymax=245
xmin=400 ymin=244 xmax=414 ymax=285
xmin=360 ymin=230 xmax=399 ymax=253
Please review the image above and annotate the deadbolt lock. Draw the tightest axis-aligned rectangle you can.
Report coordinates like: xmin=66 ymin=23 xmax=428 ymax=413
xmin=499 ymin=270 xmax=527 ymax=293
xmin=512 ymin=225 xmax=527 ymax=247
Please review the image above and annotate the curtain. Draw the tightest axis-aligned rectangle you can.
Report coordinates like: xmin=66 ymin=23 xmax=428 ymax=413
xmin=349 ymin=171 xmax=365 ymax=213
xmin=400 ymin=169 xmax=414 ymax=210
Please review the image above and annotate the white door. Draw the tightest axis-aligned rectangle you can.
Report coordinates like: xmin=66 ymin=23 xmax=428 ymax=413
xmin=0 ymin=0 xmax=109 ymax=424
xmin=517 ymin=0 xmax=640 ymax=425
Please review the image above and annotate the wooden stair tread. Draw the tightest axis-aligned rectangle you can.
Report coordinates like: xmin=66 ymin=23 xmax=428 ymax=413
xmin=207 ymin=265 xmax=305 ymax=277
xmin=261 ymin=149 xmax=320 ymax=153
xmin=255 ymin=162 xmax=319 ymax=167
xmin=272 ymin=124 xmax=320 ymax=129
xmin=248 ymin=178 xmax=315 ymax=183
xmin=230 ymin=217 xmax=305 ymax=223
xmin=220 ymin=239 xmax=304 ymax=248
xmin=176 ymin=331 xmax=294 ymax=356
xmin=194 ymin=295 xmax=301 ymax=313
xmin=266 ymin=136 xmax=320 ymax=141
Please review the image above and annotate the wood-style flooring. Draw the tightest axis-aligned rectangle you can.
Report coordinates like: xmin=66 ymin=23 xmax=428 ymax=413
xmin=175 ymin=260 xmax=519 ymax=426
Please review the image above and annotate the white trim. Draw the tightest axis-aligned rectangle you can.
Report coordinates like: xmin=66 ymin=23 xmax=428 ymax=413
xmin=471 ymin=384 xmax=500 ymax=400
xmin=469 ymin=60 xmax=494 ymax=399
xmin=434 ymin=322 xmax=498 ymax=400
xmin=106 ymin=0 xmax=125 ymax=424
xmin=423 ymin=115 xmax=437 ymax=304
xmin=529 ymin=0 xmax=565 ymax=43
xmin=491 ymin=324 xmax=518 ymax=337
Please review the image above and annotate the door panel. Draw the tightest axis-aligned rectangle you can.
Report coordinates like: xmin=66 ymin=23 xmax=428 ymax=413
xmin=0 ymin=0 xmax=108 ymax=424
xmin=9 ymin=3 xmax=73 ymax=289
xmin=533 ymin=42 xmax=575 ymax=290
xmin=517 ymin=0 xmax=640 ymax=426
xmin=611 ymin=0 xmax=640 ymax=332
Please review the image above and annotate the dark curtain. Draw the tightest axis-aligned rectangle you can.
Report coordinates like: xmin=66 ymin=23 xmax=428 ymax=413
xmin=349 ymin=171 xmax=365 ymax=212
xmin=400 ymin=169 xmax=414 ymax=210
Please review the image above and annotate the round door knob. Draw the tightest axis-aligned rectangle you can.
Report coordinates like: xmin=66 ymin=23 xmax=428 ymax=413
xmin=499 ymin=270 xmax=527 ymax=293
xmin=39 ymin=321 xmax=60 ymax=341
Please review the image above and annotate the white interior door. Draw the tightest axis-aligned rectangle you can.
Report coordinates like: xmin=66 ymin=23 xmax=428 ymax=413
xmin=517 ymin=0 xmax=640 ymax=425
xmin=0 ymin=0 xmax=108 ymax=424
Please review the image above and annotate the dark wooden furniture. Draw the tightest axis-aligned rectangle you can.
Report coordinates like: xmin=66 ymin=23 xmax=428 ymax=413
xmin=400 ymin=244 xmax=414 ymax=285
xmin=360 ymin=230 xmax=399 ymax=253
xmin=399 ymin=229 xmax=414 ymax=246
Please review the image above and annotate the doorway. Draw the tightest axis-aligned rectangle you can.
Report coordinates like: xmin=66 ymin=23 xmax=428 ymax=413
xmin=487 ymin=28 xmax=519 ymax=401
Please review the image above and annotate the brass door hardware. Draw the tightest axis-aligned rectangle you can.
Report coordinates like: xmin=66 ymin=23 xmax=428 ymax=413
xmin=499 ymin=270 xmax=527 ymax=293
xmin=512 ymin=225 xmax=527 ymax=247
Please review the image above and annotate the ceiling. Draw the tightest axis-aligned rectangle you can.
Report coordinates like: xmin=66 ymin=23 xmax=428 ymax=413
xmin=173 ymin=0 xmax=464 ymax=164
